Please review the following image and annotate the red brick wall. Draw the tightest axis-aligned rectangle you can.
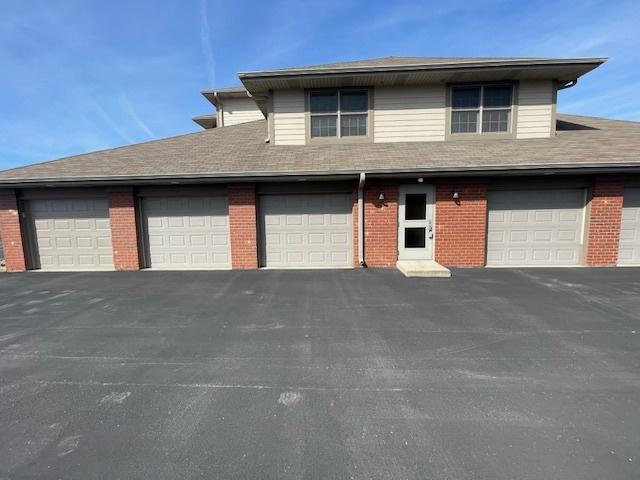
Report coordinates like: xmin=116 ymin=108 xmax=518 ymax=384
xmin=435 ymin=183 xmax=488 ymax=267
xmin=108 ymin=191 xmax=140 ymax=271
xmin=586 ymin=180 xmax=624 ymax=266
xmin=0 ymin=192 xmax=27 ymax=272
xmin=364 ymin=183 xmax=398 ymax=267
xmin=229 ymin=184 xmax=258 ymax=269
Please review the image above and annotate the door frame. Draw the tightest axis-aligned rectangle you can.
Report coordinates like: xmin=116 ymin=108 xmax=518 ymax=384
xmin=397 ymin=184 xmax=436 ymax=261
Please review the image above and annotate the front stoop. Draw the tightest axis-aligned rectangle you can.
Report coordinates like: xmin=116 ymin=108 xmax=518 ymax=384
xmin=396 ymin=260 xmax=451 ymax=278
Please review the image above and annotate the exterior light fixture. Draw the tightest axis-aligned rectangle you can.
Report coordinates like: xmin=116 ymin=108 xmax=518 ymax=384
xmin=452 ymin=191 xmax=460 ymax=200
xmin=417 ymin=177 xmax=424 ymax=183
xmin=378 ymin=191 xmax=385 ymax=201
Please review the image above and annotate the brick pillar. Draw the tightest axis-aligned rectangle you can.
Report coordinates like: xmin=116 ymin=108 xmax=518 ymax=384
xmin=586 ymin=180 xmax=624 ymax=266
xmin=107 ymin=190 xmax=140 ymax=271
xmin=0 ymin=192 xmax=27 ymax=272
xmin=435 ymin=183 xmax=488 ymax=267
xmin=229 ymin=184 xmax=258 ymax=269
xmin=364 ymin=183 xmax=398 ymax=267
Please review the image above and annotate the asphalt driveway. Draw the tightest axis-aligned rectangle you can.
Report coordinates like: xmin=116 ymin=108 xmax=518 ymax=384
xmin=1 ymin=268 xmax=639 ymax=479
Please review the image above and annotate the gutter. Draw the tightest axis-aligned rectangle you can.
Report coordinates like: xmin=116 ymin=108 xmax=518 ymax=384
xmin=358 ymin=172 xmax=366 ymax=266
xmin=2 ymin=162 xmax=640 ymax=188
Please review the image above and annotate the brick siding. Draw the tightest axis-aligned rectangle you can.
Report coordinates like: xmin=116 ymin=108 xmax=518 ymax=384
xmin=435 ymin=183 xmax=488 ymax=267
xmin=364 ymin=183 xmax=398 ymax=267
xmin=586 ymin=180 xmax=624 ymax=266
xmin=107 ymin=190 xmax=140 ymax=271
xmin=229 ymin=184 xmax=258 ymax=269
xmin=0 ymin=192 xmax=27 ymax=272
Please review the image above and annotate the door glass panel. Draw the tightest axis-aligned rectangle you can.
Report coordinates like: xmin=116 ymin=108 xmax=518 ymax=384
xmin=405 ymin=194 xmax=426 ymax=220
xmin=405 ymin=228 xmax=426 ymax=248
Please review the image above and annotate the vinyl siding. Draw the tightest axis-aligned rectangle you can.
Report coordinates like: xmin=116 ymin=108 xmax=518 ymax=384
xmin=221 ymin=98 xmax=264 ymax=127
xmin=516 ymin=80 xmax=554 ymax=139
xmin=374 ymin=86 xmax=446 ymax=142
xmin=273 ymin=89 xmax=306 ymax=145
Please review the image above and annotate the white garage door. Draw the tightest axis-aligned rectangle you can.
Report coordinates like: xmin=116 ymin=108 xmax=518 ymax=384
xmin=487 ymin=189 xmax=586 ymax=266
xmin=29 ymin=198 xmax=114 ymax=271
xmin=619 ymin=188 xmax=640 ymax=265
xmin=260 ymin=194 xmax=352 ymax=268
xmin=142 ymin=196 xmax=230 ymax=269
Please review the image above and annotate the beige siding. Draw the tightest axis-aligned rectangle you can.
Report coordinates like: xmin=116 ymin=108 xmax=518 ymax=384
xmin=221 ymin=98 xmax=264 ymax=127
xmin=373 ymin=85 xmax=446 ymax=143
xmin=273 ymin=89 xmax=306 ymax=145
xmin=516 ymin=81 xmax=554 ymax=139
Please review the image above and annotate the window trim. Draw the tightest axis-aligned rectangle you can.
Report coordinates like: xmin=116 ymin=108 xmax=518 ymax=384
xmin=445 ymin=82 xmax=518 ymax=140
xmin=305 ymin=88 xmax=374 ymax=144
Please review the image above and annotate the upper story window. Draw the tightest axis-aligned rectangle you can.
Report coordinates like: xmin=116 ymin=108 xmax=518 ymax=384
xmin=450 ymin=85 xmax=513 ymax=135
xmin=310 ymin=90 xmax=368 ymax=138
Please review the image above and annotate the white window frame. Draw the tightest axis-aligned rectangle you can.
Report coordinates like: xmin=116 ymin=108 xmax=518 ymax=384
xmin=449 ymin=84 xmax=515 ymax=136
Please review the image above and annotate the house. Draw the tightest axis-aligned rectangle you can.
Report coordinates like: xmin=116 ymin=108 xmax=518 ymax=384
xmin=0 ymin=56 xmax=639 ymax=273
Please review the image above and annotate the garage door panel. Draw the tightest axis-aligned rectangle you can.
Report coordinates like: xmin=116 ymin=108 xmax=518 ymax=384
xmin=142 ymin=196 xmax=230 ymax=269
xmin=619 ymin=188 xmax=640 ymax=265
xmin=532 ymin=250 xmax=551 ymax=261
xmin=558 ymin=230 xmax=578 ymax=242
xmin=29 ymin=198 xmax=114 ymax=271
xmin=487 ymin=189 xmax=585 ymax=266
xmin=260 ymin=194 xmax=352 ymax=268
xmin=534 ymin=211 xmax=553 ymax=222
xmin=510 ymin=230 xmax=528 ymax=242
xmin=286 ymin=233 xmax=303 ymax=245
xmin=533 ymin=230 xmax=551 ymax=242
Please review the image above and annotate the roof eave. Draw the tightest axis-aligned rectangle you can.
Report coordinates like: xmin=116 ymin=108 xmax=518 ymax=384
xmin=2 ymin=161 xmax=638 ymax=188
xmin=238 ymin=58 xmax=607 ymax=79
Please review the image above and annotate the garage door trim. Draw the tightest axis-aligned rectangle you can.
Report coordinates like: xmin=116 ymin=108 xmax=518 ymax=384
xmin=140 ymin=195 xmax=231 ymax=270
xmin=258 ymin=193 xmax=354 ymax=269
xmin=26 ymin=197 xmax=115 ymax=271
xmin=486 ymin=188 xmax=588 ymax=267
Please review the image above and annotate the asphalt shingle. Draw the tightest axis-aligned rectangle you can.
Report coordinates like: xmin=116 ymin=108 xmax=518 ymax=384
xmin=0 ymin=114 xmax=639 ymax=185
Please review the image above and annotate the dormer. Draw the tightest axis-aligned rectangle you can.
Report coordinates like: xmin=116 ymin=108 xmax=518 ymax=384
xmin=237 ymin=56 xmax=604 ymax=145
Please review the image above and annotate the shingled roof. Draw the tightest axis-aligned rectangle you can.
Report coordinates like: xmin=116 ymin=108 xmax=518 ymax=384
xmin=0 ymin=115 xmax=639 ymax=186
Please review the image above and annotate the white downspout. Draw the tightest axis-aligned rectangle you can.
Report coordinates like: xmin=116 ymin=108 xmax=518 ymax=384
xmin=214 ymin=92 xmax=223 ymax=127
xmin=358 ymin=172 xmax=366 ymax=266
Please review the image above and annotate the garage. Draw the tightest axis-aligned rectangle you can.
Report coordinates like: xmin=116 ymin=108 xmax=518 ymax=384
xmin=259 ymin=193 xmax=353 ymax=268
xmin=618 ymin=187 xmax=640 ymax=265
xmin=141 ymin=196 xmax=230 ymax=269
xmin=487 ymin=189 xmax=586 ymax=266
xmin=27 ymin=198 xmax=114 ymax=271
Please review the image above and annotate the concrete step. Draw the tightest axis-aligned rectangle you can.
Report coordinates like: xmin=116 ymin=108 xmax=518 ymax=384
xmin=396 ymin=260 xmax=451 ymax=278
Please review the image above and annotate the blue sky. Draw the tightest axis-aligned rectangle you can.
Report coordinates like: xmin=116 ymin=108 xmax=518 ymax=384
xmin=1 ymin=0 xmax=639 ymax=170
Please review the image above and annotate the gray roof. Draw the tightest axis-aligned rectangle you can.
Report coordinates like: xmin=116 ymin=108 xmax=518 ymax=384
xmin=192 ymin=113 xmax=217 ymax=130
xmin=1 ymin=114 xmax=639 ymax=186
xmin=238 ymin=56 xmax=605 ymax=97
xmin=238 ymin=56 xmax=606 ymax=77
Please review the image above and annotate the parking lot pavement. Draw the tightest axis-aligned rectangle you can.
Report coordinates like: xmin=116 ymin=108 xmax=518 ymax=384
xmin=1 ymin=267 xmax=639 ymax=479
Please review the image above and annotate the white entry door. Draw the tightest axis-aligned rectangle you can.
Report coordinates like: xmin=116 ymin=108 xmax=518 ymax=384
xmin=398 ymin=185 xmax=435 ymax=260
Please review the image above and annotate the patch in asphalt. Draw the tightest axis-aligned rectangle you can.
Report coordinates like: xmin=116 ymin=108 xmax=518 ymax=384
xmin=277 ymin=391 xmax=302 ymax=407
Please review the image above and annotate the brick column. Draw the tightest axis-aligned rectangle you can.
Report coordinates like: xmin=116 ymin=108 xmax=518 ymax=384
xmin=586 ymin=180 xmax=624 ymax=266
xmin=435 ymin=183 xmax=488 ymax=267
xmin=0 ymin=192 xmax=27 ymax=272
xmin=107 ymin=190 xmax=140 ymax=271
xmin=229 ymin=184 xmax=258 ymax=269
xmin=364 ymin=183 xmax=398 ymax=267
